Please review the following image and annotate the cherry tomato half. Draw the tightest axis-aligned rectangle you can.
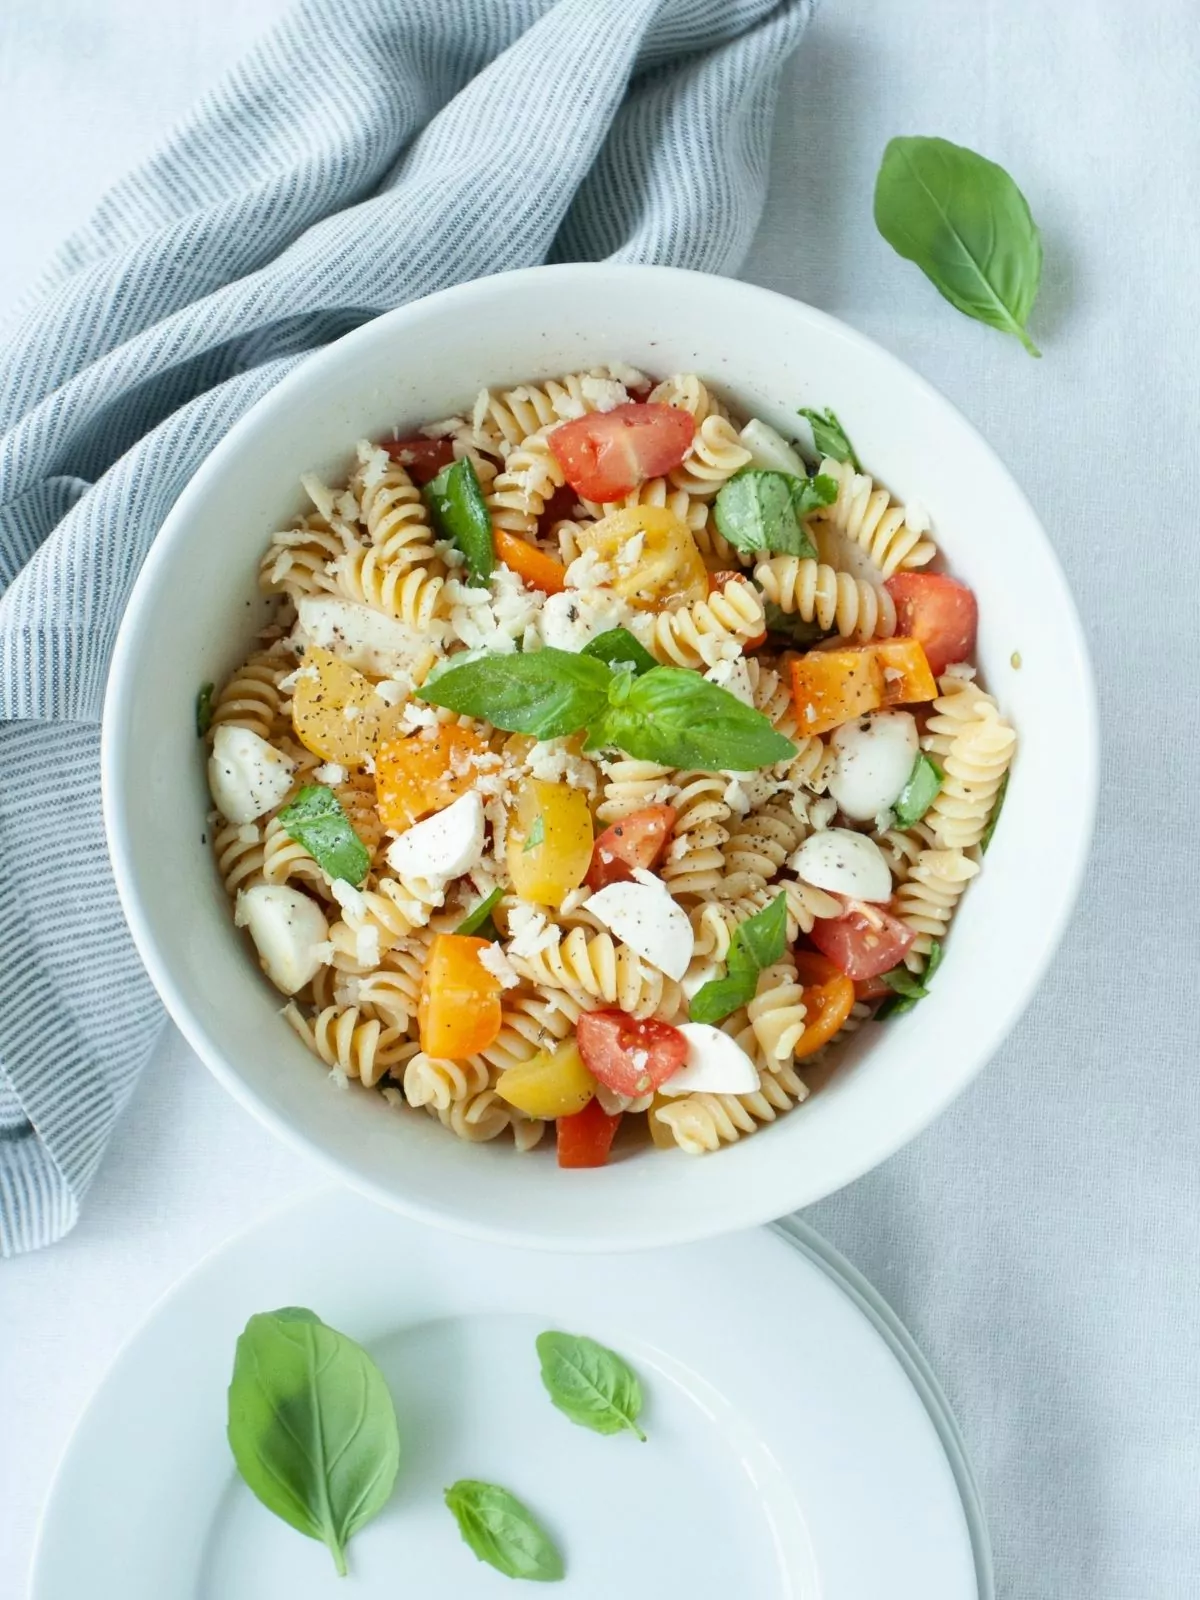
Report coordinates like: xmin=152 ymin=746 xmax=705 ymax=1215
xmin=790 ymin=948 xmax=856 ymax=1059
xmin=885 ymin=572 xmax=979 ymax=678
xmin=576 ymin=1009 xmax=688 ymax=1098
xmin=384 ymin=435 xmax=457 ymax=484
xmin=547 ymin=403 xmax=695 ymax=502
xmin=585 ymin=805 xmax=677 ymax=892
xmin=809 ymin=908 xmax=917 ymax=982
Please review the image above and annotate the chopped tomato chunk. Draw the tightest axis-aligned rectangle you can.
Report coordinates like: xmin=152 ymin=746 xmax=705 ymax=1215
xmin=417 ymin=934 xmax=503 ymax=1059
xmin=873 ymin=637 xmax=938 ymax=706
xmin=885 ymin=572 xmax=978 ymax=677
xmin=492 ymin=528 xmax=567 ymax=594
xmin=576 ymin=1010 xmax=688 ymax=1097
xmin=548 ymin=403 xmax=695 ymax=502
xmin=809 ymin=907 xmax=917 ymax=982
xmin=586 ymin=805 xmax=677 ymax=891
xmin=557 ymin=1099 xmax=622 ymax=1168
xmin=375 ymin=725 xmax=490 ymax=831
xmin=789 ymin=647 xmax=885 ymax=735
xmin=383 ymin=435 xmax=456 ymax=484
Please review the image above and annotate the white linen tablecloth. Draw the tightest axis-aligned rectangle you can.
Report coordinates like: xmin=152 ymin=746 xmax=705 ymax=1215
xmin=2 ymin=1 xmax=1196 ymax=1597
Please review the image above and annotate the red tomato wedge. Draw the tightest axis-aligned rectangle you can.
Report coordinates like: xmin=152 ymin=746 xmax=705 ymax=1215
xmin=576 ymin=1009 xmax=688 ymax=1097
xmin=547 ymin=404 xmax=695 ymax=503
xmin=809 ymin=907 xmax=917 ymax=982
xmin=585 ymin=805 xmax=677 ymax=892
xmin=557 ymin=1099 xmax=622 ymax=1169
xmin=885 ymin=572 xmax=979 ymax=677
xmin=384 ymin=435 xmax=457 ymax=484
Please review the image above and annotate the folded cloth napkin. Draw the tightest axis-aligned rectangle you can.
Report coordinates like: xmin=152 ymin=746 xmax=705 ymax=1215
xmin=0 ymin=0 xmax=815 ymax=1254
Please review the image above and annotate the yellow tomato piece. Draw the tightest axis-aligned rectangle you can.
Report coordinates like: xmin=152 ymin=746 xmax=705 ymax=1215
xmin=291 ymin=645 xmax=385 ymax=766
xmin=506 ymin=779 xmax=593 ymax=909
xmin=375 ymin=725 xmax=490 ymax=831
xmin=417 ymin=934 xmax=503 ymax=1060
xmin=496 ymin=1039 xmax=597 ymax=1119
xmin=873 ymin=637 xmax=938 ymax=707
xmin=577 ymin=505 xmax=707 ymax=610
xmin=789 ymin=646 xmax=885 ymax=737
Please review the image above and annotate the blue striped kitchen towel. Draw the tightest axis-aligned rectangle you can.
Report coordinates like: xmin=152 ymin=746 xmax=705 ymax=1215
xmin=0 ymin=0 xmax=815 ymax=1255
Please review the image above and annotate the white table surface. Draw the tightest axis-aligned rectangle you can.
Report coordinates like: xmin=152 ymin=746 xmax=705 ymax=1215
xmin=2 ymin=3 xmax=1196 ymax=1598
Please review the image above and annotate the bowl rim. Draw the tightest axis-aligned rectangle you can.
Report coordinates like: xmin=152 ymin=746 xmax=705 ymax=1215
xmin=101 ymin=262 xmax=1099 ymax=1249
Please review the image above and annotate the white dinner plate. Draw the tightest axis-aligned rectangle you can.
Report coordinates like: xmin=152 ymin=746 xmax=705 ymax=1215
xmin=31 ymin=1191 xmax=991 ymax=1599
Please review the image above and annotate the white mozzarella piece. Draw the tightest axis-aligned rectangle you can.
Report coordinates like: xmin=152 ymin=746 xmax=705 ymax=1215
xmin=659 ymin=1023 xmax=762 ymax=1097
xmin=386 ymin=791 xmax=485 ymax=881
xmin=207 ymin=726 xmax=295 ymax=824
xmin=827 ymin=711 xmax=919 ymax=822
xmin=296 ymin=595 xmax=425 ymax=676
xmin=738 ymin=417 xmax=809 ymax=477
xmin=584 ymin=881 xmax=694 ymax=981
xmin=790 ymin=828 xmax=893 ymax=903
xmin=704 ymin=656 xmax=755 ymax=706
xmin=235 ymin=885 xmax=330 ymax=995
xmin=680 ymin=959 xmax=722 ymax=1002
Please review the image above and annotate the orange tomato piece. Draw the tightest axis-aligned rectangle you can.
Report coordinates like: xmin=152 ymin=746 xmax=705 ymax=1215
xmin=417 ymin=934 xmax=503 ymax=1059
xmin=873 ymin=637 xmax=938 ymax=706
xmin=791 ymin=948 xmax=855 ymax=1059
xmin=493 ymin=528 xmax=567 ymax=594
xmin=375 ymin=725 xmax=490 ymax=831
xmin=789 ymin=646 xmax=885 ymax=736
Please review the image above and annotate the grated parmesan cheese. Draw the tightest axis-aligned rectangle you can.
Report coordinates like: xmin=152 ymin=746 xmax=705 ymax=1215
xmin=476 ymin=941 xmax=521 ymax=989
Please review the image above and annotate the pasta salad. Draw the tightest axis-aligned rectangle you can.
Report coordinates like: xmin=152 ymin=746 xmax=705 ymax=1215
xmin=203 ymin=367 xmax=1016 ymax=1165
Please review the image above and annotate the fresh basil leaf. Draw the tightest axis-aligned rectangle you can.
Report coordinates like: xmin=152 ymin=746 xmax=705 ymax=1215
xmin=892 ymin=753 xmax=943 ymax=827
xmin=582 ymin=626 xmax=658 ymax=678
xmin=687 ymin=970 xmax=756 ymax=1026
xmin=278 ymin=785 xmax=370 ymax=886
xmin=196 ymin=682 xmax=215 ymax=737
xmin=523 ymin=814 xmax=546 ymax=853
xmin=424 ymin=457 xmax=494 ymax=585
xmin=416 ymin=648 xmax=612 ymax=739
xmin=455 ymin=886 xmax=503 ymax=940
xmin=798 ymin=407 xmax=861 ymax=471
xmin=535 ymin=1331 xmax=646 ymax=1441
xmin=713 ymin=469 xmax=819 ymax=559
xmin=789 ymin=472 xmax=838 ymax=519
xmin=227 ymin=1307 xmax=400 ymax=1576
xmin=444 ymin=1480 xmax=564 ymax=1583
xmin=762 ymin=601 xmax=825 ymax=647
xmin=877 ymin=939 xmax=944 ymax=1019
xmin=597 ymin=668 xmax=794 ymax=772
xmin=980 ymin=771 xmax=1009 ymax=853
xmin=689 ymin=893 xmax=788 ymax=1024
xmin=873 ymin=135 xmax=1043 ymax=357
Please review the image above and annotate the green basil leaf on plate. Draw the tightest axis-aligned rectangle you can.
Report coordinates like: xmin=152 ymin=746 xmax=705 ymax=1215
xmin=416 ymin=647 xmax=612 ymax=739
xmin=455 ymin=886 xmax=504 ymax=940
xmin=797 ymin=407 xmax=861 ymax=471
xmin=874 ymin=135 xmax=1043 ymax=357
xmin=581 ymin=626 xmax=659 ymax=678
xmin=226 ymin=1307 xmax=400 ymax=1576
xmin=444 ymin=1480 xmax=564 ymax=1582
xmin=424 ymin=457 xmax=495 ymax=585
xmin=536 ymin=1331 xmax=646 ymax=1441
xmin=595 ymin=668 xmax=794 ymax=772
xmin=278 ymin=784 xmax=371 ymax=886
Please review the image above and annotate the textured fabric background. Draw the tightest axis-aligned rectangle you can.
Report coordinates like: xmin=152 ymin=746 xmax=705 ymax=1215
xmin=0 ymin=0 xmax=814 ymax=1256
xmin=4 ymin=2 xmax=1198 ymax=1598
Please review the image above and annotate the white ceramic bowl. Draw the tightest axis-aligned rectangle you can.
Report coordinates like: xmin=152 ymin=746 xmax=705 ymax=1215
xmin=103 ymin=264 xmax=1097 ymax=1251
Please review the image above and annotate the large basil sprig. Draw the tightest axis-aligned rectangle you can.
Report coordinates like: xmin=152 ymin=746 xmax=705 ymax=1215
xmin=417 ymin=650 xmax=794 ymax=773
xmin=874 ymin=135 xmax=1043 ymax=357
xmin=226 ymin=1307 xmax=400 ymax=1576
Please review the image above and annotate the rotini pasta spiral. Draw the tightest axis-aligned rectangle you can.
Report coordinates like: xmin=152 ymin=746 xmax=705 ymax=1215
xmin=595 ymin=758 xmax=676 ymax=825
xmin=261 ymin=813 xmax=332 ymax=895
xmin=332 ymin=546 xmax=448 ymax=641
xmin=259 ymin=517 xmax=356 ymax=599
xmin=643 ymin=578 xmax=766 ymax=669
xmin=467 ymin=989 xmax=583 ymax=1077
xmin=720 ymin=798 xmax=810 ymax=886
xmin=207 ymin=651 xmax=293 ymax=743
xmin=893 ymin=847 xmax=980 ymax=967
xmin=578 ymin=476 xmax=707 ymax=532
xmin=426 ymin=1088 xmax=514 ymax=1143
xmin=472 ymin=369 xmax=631 ymax=454
xmin=484 ymin=429 xmax=566 ymax=537
xmin=660 ymin=772 xmax=732 ymax=897
xmin=402 ymin=1051 xmax=490 ymax=1111
xmin=648 ymin=373 xmax=730 ymax=426
xmin=284 ymin=1003 xmax=415 ymax=1088
xmin=668 ymin=414 xmax=753 ymax=498
xmin=747 ymin=961 xmax=808 ymax=1064
xmin=810 ymin=456 xmax=937 ymax=580
xmin=508 ymin=927 xmax=682 ymax=1020
xmin=653 ymin=1059 xmax=809 ymax=1154
xmin=212 ymin=820 xmax=265 ymax=896
xmin=921 ymin=676 xmax=1017 ymax=851
xmin=326 ymin=877 xmax=442 ymax=971
xmin=356 ymin=454 xmax=440 ymax=570
xmin=754 ymin=554 xmax=895 ymax=642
